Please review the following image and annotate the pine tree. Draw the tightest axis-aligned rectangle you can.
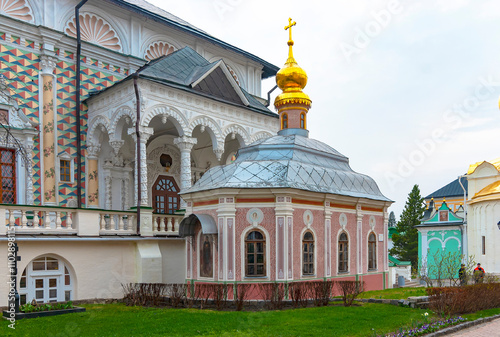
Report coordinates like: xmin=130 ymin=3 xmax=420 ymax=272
xmin=389 ymin=184 xmax=425 ymax=270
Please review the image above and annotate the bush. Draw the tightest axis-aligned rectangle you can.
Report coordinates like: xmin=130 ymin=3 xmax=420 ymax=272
xmin=166 ymin=283 xmax=187 ymax=308
xmin=427 ymin=282 xmax=500 ymax=316
xmin=289 ymin=281 xmax=311 ymax=308
xmin=235 ymin=283 xmax=256 ymax=311
xmin=122 ymin=283 xmax=168 ymax=306
xmin=336 ymin=280 xmax=365 ymax=307
xmin=312 ymin=280 xmax=335 ymax=306
xmin=260 ymin=282 xmax=285 ymax=310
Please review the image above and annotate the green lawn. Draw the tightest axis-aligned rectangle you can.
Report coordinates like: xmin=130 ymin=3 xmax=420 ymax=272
xmin=1 ymin=303 xmax=429 ymax=337
xmin=357 ymin=287 xmax=427 ymax=299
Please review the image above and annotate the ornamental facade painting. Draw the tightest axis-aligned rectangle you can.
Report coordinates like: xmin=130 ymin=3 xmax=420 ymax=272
xmin=65 ymin=13 xmax=122 ymax=52
xmin=0 ymin=0 xmax=34 ymax=22
xmin=200 ymin=234 xmax=213 ymax=278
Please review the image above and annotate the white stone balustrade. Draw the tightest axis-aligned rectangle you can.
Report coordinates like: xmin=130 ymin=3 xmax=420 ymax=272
xmin=1 ymin=206 xmax=76 ymax=234
xmin=98 ymin=211 xmax=137 ymax=235
xmin=0 ymin=206 xmax=183 ymax=237
xmin=152 ymin=214 xmax=182 ymax=235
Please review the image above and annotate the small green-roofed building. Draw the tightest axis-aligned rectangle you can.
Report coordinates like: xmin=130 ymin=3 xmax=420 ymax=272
xmin=416 ymin=199 xmax=464 ymax=279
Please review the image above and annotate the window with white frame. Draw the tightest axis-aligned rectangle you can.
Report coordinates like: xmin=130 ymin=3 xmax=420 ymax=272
xmin=245 ymin=230 xmax=266 ymax=277
xmin=57 ymin=152 xmax=74 ymax=183
xmin=19 ymin=256 xmax=73 ymax=304
xmin=302 ymin=231 xmax=314 ymax=275
xmin=338 ymin=232 xmax=349 ymax=273
xmin=368 ymin=232 xmax=377 ymax=270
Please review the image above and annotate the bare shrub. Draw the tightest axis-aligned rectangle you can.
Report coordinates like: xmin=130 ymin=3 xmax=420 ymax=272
xmin=121 ymin=283 xmax=167 ymax=307
xmin=235 ymin=283 xmax=255 ymax=311
xmin=260 ymin=282 xmax=285 ymax=310
xmin=312 ymin=280 xmax=334 ymax=306
xmin=213 ymin=283 xmax=228 ymax=311
xmin=427 ymin=283 xmax=500 ymax=317
xmin=336 ymin=281 xmax=365 ymax=307
xmin=167 ymin=283 xmax=186 ymax=308
xmin=289 ymin=282 xmax=310 ymax=308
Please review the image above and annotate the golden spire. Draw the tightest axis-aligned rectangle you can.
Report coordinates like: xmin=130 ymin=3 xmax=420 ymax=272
xmin=274 ymin=18 xmax=311 ymax=109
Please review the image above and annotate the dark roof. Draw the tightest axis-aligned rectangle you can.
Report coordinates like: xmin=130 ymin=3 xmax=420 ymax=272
xmin=106 ymin=0 xmax=279 ymax=78
xmin=88 ymin=47 xmax=277 ymax=117
xmin=425 ymin=178 xmax=468 ymax=199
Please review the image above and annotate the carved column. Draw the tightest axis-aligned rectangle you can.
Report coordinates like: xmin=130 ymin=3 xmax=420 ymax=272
xmin=105 ymin=176 xmax=112 ymax=210
xmin=123 ymin=177 xmax=130 ymax=210
xmin=128 ymin=127 xmax=154 ymax=206
xmin=174 ymin=135 xmax=197 ymax=209
xmin=87 ymin=144 xmax=100 ymax=208
xmin=40 ymin=54 xmax=57 ymax=205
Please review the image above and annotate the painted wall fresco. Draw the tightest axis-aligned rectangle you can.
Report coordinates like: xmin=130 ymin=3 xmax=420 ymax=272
xmin=0 ymin=40 xmax=125 ymax=205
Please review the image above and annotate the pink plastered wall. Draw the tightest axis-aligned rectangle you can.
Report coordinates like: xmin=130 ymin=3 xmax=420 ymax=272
xmin=292 ymin=208 xmax=325 ymax=279
xmin=234 ymin=206 xmax=277 ymax=281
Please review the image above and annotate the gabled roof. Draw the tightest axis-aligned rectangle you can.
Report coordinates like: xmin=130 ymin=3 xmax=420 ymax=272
xmin=425 ymin=178 xmax=467 ymax=199
xmin=418 ymin=200 xmax=463 ymax=226
xmin=106 ymin=0 xmax=279 ymax=78
xmin=88 ymin=47 xmax=276 ymax=117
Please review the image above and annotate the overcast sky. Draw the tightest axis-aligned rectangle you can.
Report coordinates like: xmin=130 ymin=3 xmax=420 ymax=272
xmin=148 ymin=0 xmax=500 ymax=219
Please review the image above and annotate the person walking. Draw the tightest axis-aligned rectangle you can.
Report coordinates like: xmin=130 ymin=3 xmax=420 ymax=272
xmin=458 ymin=263 xmax=466 ymax=286
xmin=474 ymin=263 xmax=485 ymax=283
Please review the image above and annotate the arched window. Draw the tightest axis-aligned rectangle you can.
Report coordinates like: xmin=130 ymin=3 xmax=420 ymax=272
xmin=300 ymin=113 xmax=306 ymax=129
xmin=245 ymin=230 xmax=266 ymax=277
xmin=338 ymin=232 xmax=348 ymax=273
xmin=302 ymin=231 xmax=314 ymax=275
xmin=19 ymin=256 xmax=73 ymax=305
xmin=153 ymin=175 xmax=180 ymax=214
xmin=282 ymin=113 xmax=288 ymax=129
xmin=368 ymin=233 xmax=377 ymax=270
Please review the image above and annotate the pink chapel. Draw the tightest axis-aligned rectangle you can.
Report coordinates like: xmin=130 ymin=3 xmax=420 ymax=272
xmin=179 ymin=19 xmax=393 ymax=297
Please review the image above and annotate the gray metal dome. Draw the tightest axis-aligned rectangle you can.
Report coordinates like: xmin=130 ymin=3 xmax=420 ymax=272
xmin=183 ymin=128 xmax=390 ymax=201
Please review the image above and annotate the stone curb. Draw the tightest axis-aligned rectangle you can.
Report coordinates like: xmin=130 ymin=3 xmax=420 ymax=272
xmin=424 ymin=314 xmax=500 ymax=337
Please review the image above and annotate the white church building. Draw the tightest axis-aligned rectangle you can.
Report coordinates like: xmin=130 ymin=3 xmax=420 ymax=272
xmin=0 ymin=0 xmax=392 ymax=306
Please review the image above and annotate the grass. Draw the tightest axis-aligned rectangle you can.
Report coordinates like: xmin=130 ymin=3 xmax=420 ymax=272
xmin=1 ymin=302 xmax=430 ymax=337
xmin=357 ymin=287 xmax=427 ymax=300
xmin=463 ymin=307 xmax=500 ymax=321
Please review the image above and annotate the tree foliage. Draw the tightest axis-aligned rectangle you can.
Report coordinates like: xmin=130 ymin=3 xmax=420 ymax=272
xmin=389 ymin=184 xmax=425 ymax=269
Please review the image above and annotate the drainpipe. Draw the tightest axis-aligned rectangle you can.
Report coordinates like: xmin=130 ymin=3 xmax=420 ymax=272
xmin=133 ymin=74 xmax=141 ymax=235
xmin=458 ymin=175 xmax=468 ymax=260
xmin=75 ymin=0 xmax=88 ymax=208
xmin=265 ymin=85 xmax=278 ymax=107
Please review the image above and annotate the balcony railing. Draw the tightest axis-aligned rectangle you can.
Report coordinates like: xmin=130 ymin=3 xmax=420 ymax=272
xmin=2 ymin=205 xmax=77 ymax=234
xmin=0 ymin=205 xmax=184 ymax=237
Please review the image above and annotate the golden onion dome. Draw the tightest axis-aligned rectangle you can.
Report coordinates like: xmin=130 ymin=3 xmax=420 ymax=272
xmin=276 ymin=53 xmax=308 ymax=91
xmin=274 ymin=18 xmax=311 ymax=108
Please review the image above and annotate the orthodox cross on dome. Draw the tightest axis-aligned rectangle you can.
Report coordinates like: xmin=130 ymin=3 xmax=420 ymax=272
xmin=284 ymin=18 xmax=296 ymax=44
xmin=284 ymin=18 xmax=296 ymax=63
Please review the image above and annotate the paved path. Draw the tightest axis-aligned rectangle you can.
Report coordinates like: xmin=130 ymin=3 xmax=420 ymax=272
xmin=444 ymin=317 xmax=500 ymax=336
